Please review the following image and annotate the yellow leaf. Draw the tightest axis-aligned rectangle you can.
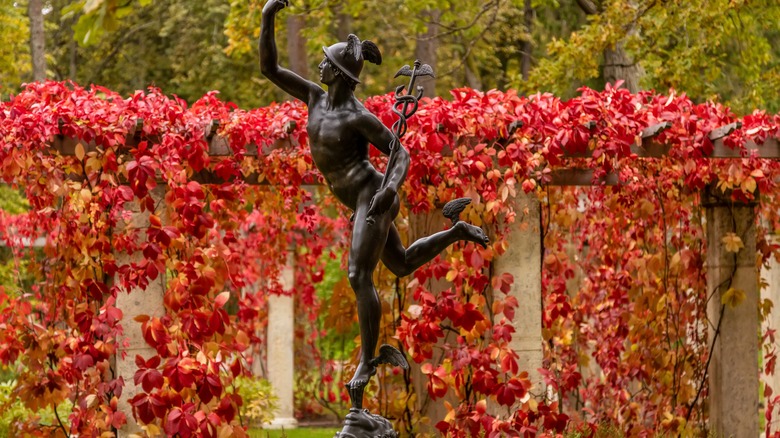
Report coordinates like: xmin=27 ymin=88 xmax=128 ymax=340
xmin=85 ymin=394 xmax=98 ymax=408
xmin=75 ymin=142 xmax=86 ymax=161
xmin=656 ymin=295 xmax=667 ymax=313
xmin=235 ymin=330 xmax=249 ymax=347
xmin=442 ymin=401 xmax=455 ymax=423
xmin=445 ymin=270 xmax=458 ymax=282
xmin=721 ymin=232 xmax=744 ymax=253
xmin=500 ymin=184 xmax=509 ymax=202
xmin=721 ymin=288 xmax=746 ymax=308
xmin=141 ymin=423 xmax=162 ymax=436
xmin=80 ymin=187 xmax=92 ymax=203
xmin=669 ymin=251 xmax=681 ymax=272
xmin=648 ymin=254 xmax=663 ymax=274
xmin=743 ymin=177 xmax=757 ymax=193
xmin=761 ymin=298 xmax=774 ymax=320
xmin=217 ymin=426 xmax=235 ymax=438
xmin=86 ymin=156 xmax=102 ymax=172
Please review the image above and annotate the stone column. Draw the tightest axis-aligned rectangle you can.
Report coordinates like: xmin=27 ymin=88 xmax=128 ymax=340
xmin=266 ymin=251 xmax=298 ymax=429
xmin=493 ymin=191 xmax=543 ymax=392
xmin=115 ymin=187 xmax=166 ymax=437
xmin=704 ymin=186 xmax=759 ymax=438
xmin=408 ymin=210 xmax=458 ymax=434
xmin=762 ymin=233 xmax=780 ymax=431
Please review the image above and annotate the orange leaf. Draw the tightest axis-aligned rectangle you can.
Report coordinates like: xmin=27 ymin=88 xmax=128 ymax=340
xmin=721 ymin=232 xmax=744 ymax=253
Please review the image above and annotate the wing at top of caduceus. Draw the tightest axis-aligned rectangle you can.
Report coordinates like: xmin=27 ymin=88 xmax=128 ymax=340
xmin=394 ymin=63 xmax=436 ymax=79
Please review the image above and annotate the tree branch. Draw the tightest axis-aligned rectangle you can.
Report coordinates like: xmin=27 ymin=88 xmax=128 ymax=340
xmin=418 ymin=0 xmax=500 ymax=41
xmin=86 ymin=22 xmax=155 ymax=85
xmin=576 ymin=0 xmax=599 ymax=15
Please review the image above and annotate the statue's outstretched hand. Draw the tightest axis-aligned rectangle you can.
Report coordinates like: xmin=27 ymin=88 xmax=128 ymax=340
xmin=263 ymin=0 xmax=288 ymax=15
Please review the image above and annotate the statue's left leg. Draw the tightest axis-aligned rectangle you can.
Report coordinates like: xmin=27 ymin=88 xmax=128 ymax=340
xmin=381 ymin=220 xmax=488 ymax=278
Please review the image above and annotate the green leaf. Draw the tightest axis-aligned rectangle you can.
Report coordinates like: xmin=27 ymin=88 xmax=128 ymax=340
xmin=721 ymin=288 xmax=747 ymax=308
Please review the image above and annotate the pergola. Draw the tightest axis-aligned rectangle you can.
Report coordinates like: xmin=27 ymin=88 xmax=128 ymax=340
xmin=45 ymin=112 xmax=779 ymax=436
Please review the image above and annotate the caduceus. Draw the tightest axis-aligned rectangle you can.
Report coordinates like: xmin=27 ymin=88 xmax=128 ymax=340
xmin=367 ymin=60 xmax=435 ymax=224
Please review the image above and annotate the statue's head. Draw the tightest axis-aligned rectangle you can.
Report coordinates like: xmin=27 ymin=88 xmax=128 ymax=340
xmin=321 ymin=34 xmax=382 ymax=89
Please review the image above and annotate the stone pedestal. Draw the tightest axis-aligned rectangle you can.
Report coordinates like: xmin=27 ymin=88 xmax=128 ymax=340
xmin=266 ymin=252 xmax=298 ymax=429
xmin=704 ymin=186 xmax=759 ymax=437
xmin=116 ymin=187 xmax=167 ymax=437
xmin=493 ymin=191 xmax=543 ymax=391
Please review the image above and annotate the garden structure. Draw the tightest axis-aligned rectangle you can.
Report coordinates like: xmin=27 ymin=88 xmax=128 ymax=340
xmin=1 ymin=80 xmax=780 ymax=437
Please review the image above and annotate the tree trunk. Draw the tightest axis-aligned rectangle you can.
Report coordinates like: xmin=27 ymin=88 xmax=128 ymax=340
xmin=414 ymin=10 xmax=440 ymax=97
xmin=464 ymin=56 xmax=482 ymax=91
xmin=28 ymin=0 xmax=46 ymax=81
xmin=69 ymin=36 xmax=78 ymax=80
xmin=520 ymin=0 xmax=534 ymax=81
xmin=286 ymin=15 xmax=308 ymax=77
xmin=603 ymin=41 xmax=641 ymax=93
xmin=574 ymin=0 xmax=642 ymax=93
xmin=336 ymin=12 xmax=351 ymax=42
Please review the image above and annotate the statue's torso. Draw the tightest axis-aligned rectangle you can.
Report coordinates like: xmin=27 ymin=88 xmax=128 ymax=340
xmin=306 ymin=95 xmax=379 ymax=209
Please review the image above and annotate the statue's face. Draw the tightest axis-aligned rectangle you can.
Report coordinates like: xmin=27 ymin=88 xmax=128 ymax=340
xmin=319 ymin=57 xmax=338 ymax=85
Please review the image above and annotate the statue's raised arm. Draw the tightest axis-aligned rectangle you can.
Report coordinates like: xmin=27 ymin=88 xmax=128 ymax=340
xmin=259 ymin=0 xmax=322 ymax=103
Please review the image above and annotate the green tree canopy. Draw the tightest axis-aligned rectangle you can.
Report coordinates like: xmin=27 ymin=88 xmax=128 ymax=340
xmin=523 ymin=0 xmax=780 ymax=114
xmin=3 ymin=0 xmax=779 ymax=112
xmin=0 ymin=1 xmax=30 ymax=93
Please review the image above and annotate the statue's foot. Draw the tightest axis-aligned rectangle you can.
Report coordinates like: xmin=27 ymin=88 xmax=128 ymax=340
xmin=345 ymin=362 xmax=377 ymax=409
xmin=454 ymin=221 xmax=489 ymax=248
xmin=346 ymin=362 xmax=377 ymax=390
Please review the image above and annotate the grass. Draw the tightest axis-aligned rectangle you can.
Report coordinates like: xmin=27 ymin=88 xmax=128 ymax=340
xmin=248 ymin=427 xmax=337 ymax=438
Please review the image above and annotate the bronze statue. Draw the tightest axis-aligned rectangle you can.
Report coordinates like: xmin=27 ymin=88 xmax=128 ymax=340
xmin=260 ymin=0 xmax=488 ymax=427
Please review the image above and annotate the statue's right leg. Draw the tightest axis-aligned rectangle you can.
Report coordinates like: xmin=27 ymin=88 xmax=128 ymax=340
xmin=345 ymin=183 xmax=398 ymax=402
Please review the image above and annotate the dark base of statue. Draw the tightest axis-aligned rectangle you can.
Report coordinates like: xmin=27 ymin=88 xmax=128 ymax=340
xmin=335 ymin=344 xmax=407 ymax=438
xmin=334 ymin=408 xmax=399 ymax=438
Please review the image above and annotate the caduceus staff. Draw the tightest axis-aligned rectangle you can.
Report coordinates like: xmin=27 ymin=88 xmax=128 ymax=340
xmin=375 ymin=60 xmax=435 ymax=196
xmin=370 ymin=60 xmax=471 ymax=227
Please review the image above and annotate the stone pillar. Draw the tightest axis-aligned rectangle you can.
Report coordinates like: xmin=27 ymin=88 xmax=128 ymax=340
xmin=493 ymin=191 xmax=543 ymax=392
xmin=266 ymin=251 xmax=298 ymax=429
xmin=704 ymin=186 xmax=759 ymax=437
xmin=762 ymin=233 xmax=780 ymax=431
xmin=116 ymin=187 xmax=166 ymax=437
xmin=408 ymin=210 xmax=457 ymax=434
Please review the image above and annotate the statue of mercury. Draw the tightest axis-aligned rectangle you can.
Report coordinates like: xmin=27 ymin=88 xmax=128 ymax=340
xmin=259 ymin=0 xmax=489 ymax=405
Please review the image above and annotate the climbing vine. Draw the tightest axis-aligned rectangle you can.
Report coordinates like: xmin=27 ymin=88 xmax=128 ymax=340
xmin=0 ymin=80 xmax=779 ymax=436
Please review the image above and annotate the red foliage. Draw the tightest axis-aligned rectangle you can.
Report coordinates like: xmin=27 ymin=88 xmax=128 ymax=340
xmin=1 ymin=80 xmax=779 ymax=436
